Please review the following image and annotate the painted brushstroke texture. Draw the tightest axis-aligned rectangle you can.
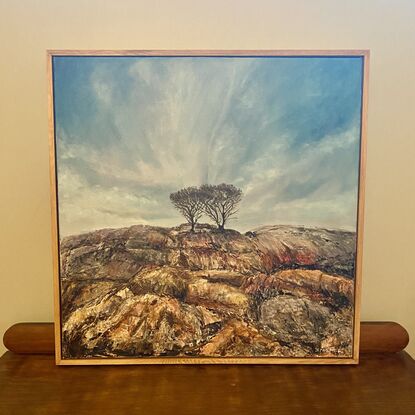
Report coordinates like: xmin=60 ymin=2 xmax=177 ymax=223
xmin=53 ymin=56 xmax=363 ymax=237
xmin=60 ymin=223 xmax=356 ymax=358
xmin=53 ymin=56 xmax=363 ymax=359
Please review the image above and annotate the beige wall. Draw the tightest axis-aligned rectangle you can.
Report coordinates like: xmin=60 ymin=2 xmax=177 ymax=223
xmin=1 ymin=0 xmax=414 ymax=358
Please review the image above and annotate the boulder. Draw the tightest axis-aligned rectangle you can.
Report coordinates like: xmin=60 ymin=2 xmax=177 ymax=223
xmin=243 ymin=269 xmax=353 ymax=309
xmin=200 ymin=319 xmax=286 ymax=357
xmin=259 ymin=295 xmax=353 ymax=355
xmin=63 ymin=291 xmax=224 ymax=358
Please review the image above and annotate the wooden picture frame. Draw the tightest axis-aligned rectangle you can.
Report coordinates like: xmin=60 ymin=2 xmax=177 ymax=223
xmin=48 ymin=50 xmax=369 ymax=365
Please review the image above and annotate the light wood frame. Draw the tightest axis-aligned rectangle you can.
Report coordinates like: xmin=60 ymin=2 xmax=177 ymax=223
xmin=47 ymin=50 xmax=369 ymax=365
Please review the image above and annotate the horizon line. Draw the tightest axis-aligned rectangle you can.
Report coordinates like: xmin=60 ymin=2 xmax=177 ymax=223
xmin=59 ymin=221 xmax=357 ymax=239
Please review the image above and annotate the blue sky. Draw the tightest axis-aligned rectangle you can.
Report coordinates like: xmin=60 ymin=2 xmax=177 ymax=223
xmin=53 ymin=55 xmax=363 ymax=236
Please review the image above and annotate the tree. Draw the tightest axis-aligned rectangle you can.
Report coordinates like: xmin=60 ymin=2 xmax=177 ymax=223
xmin=200 ymin=183 xmax=243 ymax=231
xmin=169 ymin=187 xmax=205 ymax=232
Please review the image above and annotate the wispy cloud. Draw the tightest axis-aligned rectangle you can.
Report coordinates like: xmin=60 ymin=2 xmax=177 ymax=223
xmin=53 ymin=56 xmax=363 ymax=236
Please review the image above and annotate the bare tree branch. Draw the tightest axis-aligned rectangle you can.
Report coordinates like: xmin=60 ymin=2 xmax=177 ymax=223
xmin=170 ymin=187 xmax=205 ymax=232
xmin=200 ymin=183 xmax=243 ymax=231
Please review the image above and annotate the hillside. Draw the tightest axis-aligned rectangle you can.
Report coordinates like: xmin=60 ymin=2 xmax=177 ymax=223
xmin=60 ymin=223 xmax=356 ymax=359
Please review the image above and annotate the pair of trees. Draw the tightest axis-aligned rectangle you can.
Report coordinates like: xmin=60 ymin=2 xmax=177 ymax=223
xmin=170 ymin=184 xmax=243 ymax=232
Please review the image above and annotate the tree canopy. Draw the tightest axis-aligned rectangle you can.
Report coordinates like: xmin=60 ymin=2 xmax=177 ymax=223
xmin=169 ymin=186 xmax=205 ymax=232
xmin=200 ymin=184 xmax=242 ymax=231
xmin=170 ymin=184 xmax=243 ymax=231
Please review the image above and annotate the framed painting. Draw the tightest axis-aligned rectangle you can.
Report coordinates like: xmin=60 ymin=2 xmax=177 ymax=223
xmin=48 ymin=50 xmax=369 ymax=365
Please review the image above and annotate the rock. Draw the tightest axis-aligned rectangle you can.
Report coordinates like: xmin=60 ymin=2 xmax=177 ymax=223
xmin=168 ymin=228 xmax=262 ymax=273
xmin=243 ymin=269 xmax=353 ymax=309
xmin=252 ymin=225 xmax=356 ymax=278
xmin=186 ymin=279 xmax=250 ymax=317
xmin=129 ymin=265 xmax=190 ymax=300
xmin=60 ymin=279 xmax=119 ymax=321
xmin=60 ymin=223 xmax=356 ymax=358
xmin=192 ymin=270 xmax=247 ymax=287
xmin=103 ymin=294 xmax=210 ymax=356
xmin=63 ymin=292 xmax=224 ymax=358
xmin=61 ymin=223 xmax=356 ymax=280
xmin=61 ymin=242 xmax=142 ymax=281
xmin=200 ymin=319 xmax=286 ymax=357
xmin=60 ymin=225 xmax=173 ymax=281
xmin=259 ymin=295 xmax=353 ymax=355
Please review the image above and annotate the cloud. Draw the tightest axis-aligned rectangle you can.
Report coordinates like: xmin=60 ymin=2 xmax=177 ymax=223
xmin=53 ymin=56 xmax=363 ymax=236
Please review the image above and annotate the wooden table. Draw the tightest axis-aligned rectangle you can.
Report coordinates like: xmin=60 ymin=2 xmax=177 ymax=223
xmin=1 ymin=322 xmax=414 ymax=415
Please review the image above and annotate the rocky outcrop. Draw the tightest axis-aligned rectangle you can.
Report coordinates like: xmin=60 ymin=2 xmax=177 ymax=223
xmin=250 ymin=225 xmax=356 ymax=277
xmin=129 ymin=266 xmax=189 ymax=300
xmin=200 ymin=320 xmax=287 ymax=357
xmin=61 ymin=223 xmax=356 ymax=280
xmin=186 ymin=279 xmax=250 ymax=317
xmin=63 ymin=291 xmax=223 ymax=357
xmin=243 ymin=269 xmax=354 ymax=309
xmin=60 ymin=223 xmax=356 ymax=359
xmin=259 ymin=296 xmax=353 ymax=356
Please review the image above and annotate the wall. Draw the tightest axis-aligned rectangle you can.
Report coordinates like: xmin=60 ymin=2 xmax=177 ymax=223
xmin=0 ymin=0 xmax=414 ymax=357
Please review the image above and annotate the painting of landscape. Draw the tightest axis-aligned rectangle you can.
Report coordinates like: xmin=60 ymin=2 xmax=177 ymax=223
xmin=51 ymin=52 xmax=366 ymax=363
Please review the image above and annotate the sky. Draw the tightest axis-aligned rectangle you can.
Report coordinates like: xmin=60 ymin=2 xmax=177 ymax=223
xmin=53 ymin=55 xmax=363 ymax=237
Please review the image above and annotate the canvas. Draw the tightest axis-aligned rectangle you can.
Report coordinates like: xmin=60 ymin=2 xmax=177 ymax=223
xmin=48 ymin=50 xmax=368 ymax=365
